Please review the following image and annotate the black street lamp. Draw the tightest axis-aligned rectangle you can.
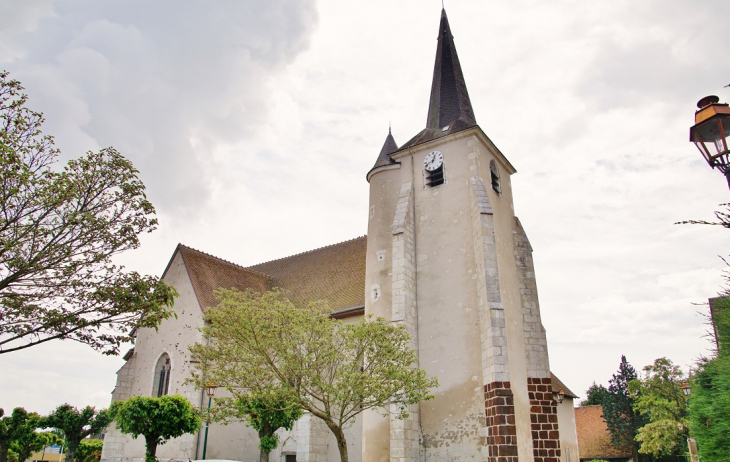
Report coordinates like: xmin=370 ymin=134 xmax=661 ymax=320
xmin=690 ymin=95 xmax=730 ymax=189
xmin=201 ymin=384 xmax=216 ymax=460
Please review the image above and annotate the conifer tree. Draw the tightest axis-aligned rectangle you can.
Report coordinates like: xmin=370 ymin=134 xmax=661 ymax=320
xmin=580 ymin=382 xmax=609 ymax=406
xmin=601 ymin=355 xmax=648 ymax=461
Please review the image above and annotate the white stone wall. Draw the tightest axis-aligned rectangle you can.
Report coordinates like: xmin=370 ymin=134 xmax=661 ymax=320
xmin=469 ymin=175 xmax=510 ymax=386
xmin=513 ymin=218 xmax=550 ymax=380
xmin=556 ymin=399 xmax=579 ymax=462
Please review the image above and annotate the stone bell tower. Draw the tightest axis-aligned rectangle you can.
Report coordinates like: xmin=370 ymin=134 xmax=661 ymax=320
xmin=362 ymin=9 xmax=562 ymax=462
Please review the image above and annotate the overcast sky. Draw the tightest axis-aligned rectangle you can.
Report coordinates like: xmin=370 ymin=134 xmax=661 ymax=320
xmin=1 ymin=0 xmax=729 ymax=414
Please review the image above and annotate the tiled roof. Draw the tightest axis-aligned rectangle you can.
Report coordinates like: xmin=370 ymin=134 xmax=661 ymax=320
xmin=177 ymin=244 xmax=272 ymax=311
xmin=575 ymin=405 xmax=633 ymax=460
xmin=551 ymin=372 xmax=579 ymax=399
xmin=248 ymin=236 xmax=367 ymax=312
xmin=173 ymin=238 xmax=366 ymax=313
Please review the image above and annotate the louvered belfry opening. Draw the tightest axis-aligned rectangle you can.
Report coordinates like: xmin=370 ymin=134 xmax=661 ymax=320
xmin=426 ymin=165 xmax=444 ymax=187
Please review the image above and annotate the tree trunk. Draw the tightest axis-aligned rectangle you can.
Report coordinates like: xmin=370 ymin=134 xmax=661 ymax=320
xmin=257 ymin=429 xmax=270 ymax=462
xmin=65 ymin=445 xmax=76 ymax=462
xmin=145 ymin=440 xmax=158 ymax=462
xmin=259 ymin=446 xmax=269 ymax=462
xmin=0 ymin=443 xmax=9 ymax=462
xmin=325 ymin=422 xmax=348 ymax=462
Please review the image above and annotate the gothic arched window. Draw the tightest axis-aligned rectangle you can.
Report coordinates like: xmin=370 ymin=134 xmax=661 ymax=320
xmin=490 ymin=160 xmax=501 ymax=195
xmin=153 ymin=354 xmax=171 ymax=397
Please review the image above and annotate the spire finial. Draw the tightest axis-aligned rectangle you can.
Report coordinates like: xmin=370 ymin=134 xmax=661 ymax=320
xmin=389 ymin=121 xmax=392 ymax=134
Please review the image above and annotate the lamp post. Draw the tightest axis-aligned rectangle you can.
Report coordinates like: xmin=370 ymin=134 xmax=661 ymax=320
xmin=690 ymin=95 xmax=730 ymax=189
xmin=201 ymin=384 xmax=216 ymax=460
xmin=682 ymin=381 xmax=691 ymax=397
xmin=680 ymin=381 xmax=700 ymax=462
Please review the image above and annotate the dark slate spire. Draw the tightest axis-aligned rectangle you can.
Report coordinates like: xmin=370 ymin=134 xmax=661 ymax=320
xmin=427 ymin=8 xmax=476 ymax=129
xmin=397 ymin=9 xmax=478 ymax=151
xmin=371 ymin=127 xmax=399 ymax=170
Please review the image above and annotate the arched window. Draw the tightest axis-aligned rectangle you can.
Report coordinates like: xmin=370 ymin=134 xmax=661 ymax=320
xmin=490 ymin=160 xmax=501 ymax=194
xmin=153 ymin=354 xmax=171 ymax=397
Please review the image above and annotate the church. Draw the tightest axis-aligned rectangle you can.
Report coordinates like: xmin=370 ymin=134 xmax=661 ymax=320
xmin=100 ymin=9 xmax=579 ymax=462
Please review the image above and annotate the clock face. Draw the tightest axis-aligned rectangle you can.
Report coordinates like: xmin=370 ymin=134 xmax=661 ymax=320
xmin=424 ymin=150 xmax=444 ymax=171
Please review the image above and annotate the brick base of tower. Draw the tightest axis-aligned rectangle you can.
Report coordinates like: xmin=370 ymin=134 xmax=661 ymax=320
xmin=527 ymin=377 xmax=561 ymax=462
xmin=484 ymin=381 xmax=518 ymax=462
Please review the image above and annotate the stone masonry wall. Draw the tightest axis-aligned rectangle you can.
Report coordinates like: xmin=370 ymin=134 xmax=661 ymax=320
xmin=297 ymin=412 xmax=329 ymax=462
xmin=513 ymin=218 xmax=550 ymax=379
xmin=390 ymin=181 xmax=421 ymax=462
xmin=101 ymin=357 xmax=136 ymax=462
xmin=470 ymin=175 xmax=517 ymax=461
xmin=514 ymin=218 xmax=561 ymax=460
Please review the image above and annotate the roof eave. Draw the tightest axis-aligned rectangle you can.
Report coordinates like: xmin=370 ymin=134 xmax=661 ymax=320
xmin=389 ymin=125 xmax=517 ymax=175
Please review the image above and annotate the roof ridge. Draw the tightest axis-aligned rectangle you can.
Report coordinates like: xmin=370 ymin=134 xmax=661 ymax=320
xmin=178 ymin=244 xmax=273 ymax=280
xmin=247 ymin=235 xmax=367 ymax=268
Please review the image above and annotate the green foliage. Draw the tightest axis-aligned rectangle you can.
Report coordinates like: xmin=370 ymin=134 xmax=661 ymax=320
xmin=0 ymin=408 xmax=43 ymax=462
xmin=111 ymin=395 xmax=201 ymax=462
xmin=230 ymin=392 xmax=302 ymax=458
xmin=44 ymin=404 xmax=113 ymax=462
xmin=0 ymin=70 xmax=177 ymax=356
xmin=628 ymin=357 xmax=688 ymax=458
xmin=688 ymin=354 xmax=730 ymax=461
xmin=190 ymin=289 xmax=438 ymax=462
xmin=601 ymin=355 xmax=648 ymax=460
xmin=581 ymin=382 xmax=609 ymax=406
xmin=10 ymin=430 xmax=59 ymax=462
xmin=74 ymin=439 xmax=103 ymax=462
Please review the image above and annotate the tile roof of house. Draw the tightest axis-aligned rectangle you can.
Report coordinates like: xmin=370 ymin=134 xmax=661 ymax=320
xmin=551 ymin=372 xmax=579 ymax=399
xmin=248 ymin=236 xmax=367 ymax=311
xmin=173 ymin=237 xmax=367 ymax=314
xmin=575 ymin=405 xmax=633 ymax=460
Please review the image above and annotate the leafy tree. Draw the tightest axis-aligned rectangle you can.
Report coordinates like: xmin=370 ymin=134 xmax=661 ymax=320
xmin=44 ymin=405 xmax=113 ymax=462
xmin=689 ymin=300 xmax=730 ymax=462
xmin=580 ymin=382 xmax=609 ymax=406
xmin=0 ymin=71 xmax=177 ymax=355
xmin=11 ymin=431 xmax=60 ymax=462
xmin=0 ymin=408 xmax=43 ymax=462
xmin=110 ymin=395 xmax=201 ymax=462
xmin=190 ymin=288 xmax=438 ymax=462
xmin=628 ymin=357 xmax=688 ymax=458
xmin=602 ymin=355 xmax=648 ymax=461
xmin=74 ymin=439 xmax=103 ymax=462
xmin=212 ymin=392 xmax=302 ymax=462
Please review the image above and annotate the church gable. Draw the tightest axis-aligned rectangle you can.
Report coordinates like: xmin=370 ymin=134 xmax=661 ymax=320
xmin=174 ymin=244 xmax=273 ymax=312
